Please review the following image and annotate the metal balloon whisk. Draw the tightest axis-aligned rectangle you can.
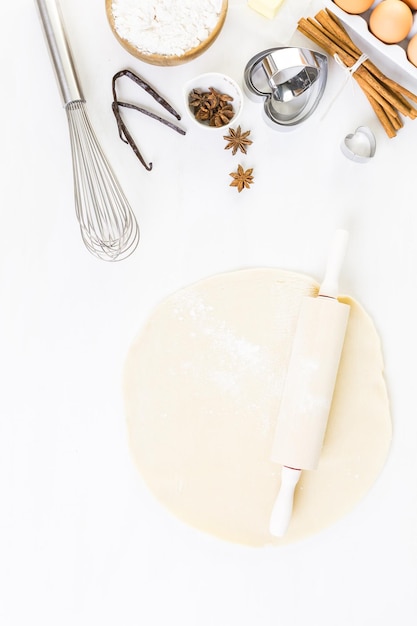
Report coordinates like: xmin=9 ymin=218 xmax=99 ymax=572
xmin=35 ymin=0 xmax=139 ymax=261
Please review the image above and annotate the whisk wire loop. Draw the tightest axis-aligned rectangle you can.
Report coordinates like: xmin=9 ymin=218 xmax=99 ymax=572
xmin=66 ymin=101 xmax=139 ymax=261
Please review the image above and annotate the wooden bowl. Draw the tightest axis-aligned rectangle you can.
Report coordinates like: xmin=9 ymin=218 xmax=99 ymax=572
xmin=105 ymin=0 xmax=228 ymax=66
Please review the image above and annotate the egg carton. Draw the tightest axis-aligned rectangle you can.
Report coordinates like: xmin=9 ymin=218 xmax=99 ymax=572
xmin=323 ymin=0 xmax=417 ymax=84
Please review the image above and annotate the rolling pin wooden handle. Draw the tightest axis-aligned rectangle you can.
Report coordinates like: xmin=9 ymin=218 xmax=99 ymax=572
xmin=269 ymin=466 xmax=302 ymax=537
xmin=319 ymin=229 xmax=349 ymax=298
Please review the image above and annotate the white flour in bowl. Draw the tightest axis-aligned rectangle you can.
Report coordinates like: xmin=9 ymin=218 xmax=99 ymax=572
xmin=111 ymin=0 xmax=224 ymax=56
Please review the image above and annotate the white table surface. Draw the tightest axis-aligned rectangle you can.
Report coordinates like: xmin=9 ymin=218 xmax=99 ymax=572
xmin=2 ymin=1 xmax=417 ymax=624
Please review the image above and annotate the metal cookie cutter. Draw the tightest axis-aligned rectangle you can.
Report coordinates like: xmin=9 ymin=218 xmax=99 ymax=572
xmin=244 ymin=47 xmax=328 ymax=130
xmin=341 ymin=126 xmax=376 ymax=163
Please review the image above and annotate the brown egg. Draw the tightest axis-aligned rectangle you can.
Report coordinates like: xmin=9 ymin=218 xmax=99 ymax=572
xmin=407 ymin=33 xmax=417 ymax=66
xmin=369 ymin=0 xmax=413 ymax=43
xmin=402 ymin=0 xmax=417 ymax=9
xmin=333 ymin=0 xmax=375 ymax=12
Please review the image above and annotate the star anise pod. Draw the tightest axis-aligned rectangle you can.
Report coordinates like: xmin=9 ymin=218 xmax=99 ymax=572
xmin=223 ymin=126 xmax=253 ymax=155
xmin=195 ymin=106 xmax=212 ymax=122
xmin=210 ymin=104 xmax=234 ymax=127
xmin=229 ymin=164 xmax=254 ymax=192
xmin=217 ymin=90 xmax=233 ymax=106
xmin=205 ymin=87 xmax=221 ymax=110
xmin=188 ymin=88 xmax=207 ymax=109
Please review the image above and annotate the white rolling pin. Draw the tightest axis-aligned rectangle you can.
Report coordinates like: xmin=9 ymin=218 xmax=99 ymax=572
xmin=269 ymin=230 xmax=351 ymax=537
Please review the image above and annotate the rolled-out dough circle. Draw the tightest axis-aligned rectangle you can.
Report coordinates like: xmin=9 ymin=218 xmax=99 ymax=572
xmin=124 ymin=268 xmax=392 ymax=546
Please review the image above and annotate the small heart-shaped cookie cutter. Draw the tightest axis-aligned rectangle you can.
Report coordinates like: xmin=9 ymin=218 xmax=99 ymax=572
xmin=341 ymin=126 xmax=376 ymax=163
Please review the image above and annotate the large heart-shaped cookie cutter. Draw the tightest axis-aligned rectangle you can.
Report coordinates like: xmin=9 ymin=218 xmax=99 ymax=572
xmin=244 ymin=47 xmax=328 ymax=130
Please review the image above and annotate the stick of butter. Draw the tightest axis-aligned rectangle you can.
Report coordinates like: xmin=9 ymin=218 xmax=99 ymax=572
xmin=247 ymin=0 xmax=285 ymax=19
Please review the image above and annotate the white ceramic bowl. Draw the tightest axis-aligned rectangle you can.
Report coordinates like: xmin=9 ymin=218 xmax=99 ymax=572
xmin=183 ymin=72 xmax=243 ymax=131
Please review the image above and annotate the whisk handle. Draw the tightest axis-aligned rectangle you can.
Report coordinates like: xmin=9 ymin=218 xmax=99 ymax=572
xmin=35 ymin=0 xmax=84 ymax=106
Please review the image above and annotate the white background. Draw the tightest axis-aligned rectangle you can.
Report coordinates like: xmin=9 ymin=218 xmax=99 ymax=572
xmin=1 ymin=0 xmax=417 ymax=624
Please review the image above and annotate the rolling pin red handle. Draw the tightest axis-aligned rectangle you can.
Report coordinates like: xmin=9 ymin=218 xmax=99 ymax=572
xmin=269 ymin=466 xmax=302 ymax=537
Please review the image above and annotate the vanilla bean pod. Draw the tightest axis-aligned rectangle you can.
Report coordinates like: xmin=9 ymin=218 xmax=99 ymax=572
xmin=111 ymin=69 xmax=186 ymax=169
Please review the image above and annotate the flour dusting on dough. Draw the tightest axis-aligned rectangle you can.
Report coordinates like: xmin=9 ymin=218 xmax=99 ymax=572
xmin=171 ymin=289 xmax=278 ymax=401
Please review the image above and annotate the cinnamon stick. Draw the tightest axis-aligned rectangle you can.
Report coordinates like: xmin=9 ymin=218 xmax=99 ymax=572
xmin=354 ymin=74 xmax=404 ymax=124
xmin=297 ymin=11 xmax=417 ymax=136
xmin=394 ymin=82 xmax=417 ymax=106
xmin=364 ymin=94 xmax=397 ymax=138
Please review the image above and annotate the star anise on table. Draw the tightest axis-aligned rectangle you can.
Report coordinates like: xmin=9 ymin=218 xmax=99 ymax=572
xmin=223 ymin=126 xmax=253 ymax=155
xmin=229 ymin=164 xmax=254 ymax=192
